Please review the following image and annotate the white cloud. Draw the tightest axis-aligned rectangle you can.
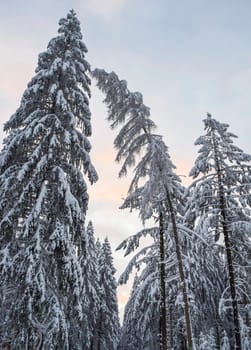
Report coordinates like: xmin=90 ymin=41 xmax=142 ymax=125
xmin=81 ymin=0 xmax=128 ymax=19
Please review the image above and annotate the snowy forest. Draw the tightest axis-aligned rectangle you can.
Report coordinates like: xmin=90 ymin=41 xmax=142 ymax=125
xmin=0 ymin=10 xmax=250 ymax=350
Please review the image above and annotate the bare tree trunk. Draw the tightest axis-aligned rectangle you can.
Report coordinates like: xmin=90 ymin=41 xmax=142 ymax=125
xmin=165 ymin=189 xmax=193 ymax=350
xmin=97 ymin=308 xmax=102 ymax=350
xmin=159 ymin=211 xmax=168 ymax=350
xmin=169 ymin=304 xmax=174 ymax=350
xmin=215 ymin=323 xmax=221 ymax=350
xmin=212 ymin=134 xmax=242 ymax=350
xmin=218 ymin=185 xmax=242 ymax=350
xmin=243 ymin=293 xmax=250 ymax=336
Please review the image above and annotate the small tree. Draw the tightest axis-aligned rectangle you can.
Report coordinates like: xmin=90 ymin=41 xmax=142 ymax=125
xmin=222 ymin=331 xmax=231 ymax=350
xmin=79 ymin=221 xmax=100 ymax=349
xmin=0 ymin=11 xmax=98 ymax=348
xmin=198 ymin=329 xmax=217 ymax=350
xmin=95 ymin=238 xmax=120 ymax=350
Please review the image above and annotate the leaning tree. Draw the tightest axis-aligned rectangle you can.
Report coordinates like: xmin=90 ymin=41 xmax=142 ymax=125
xmin=93 ymin=69 xmax=194 ymax=350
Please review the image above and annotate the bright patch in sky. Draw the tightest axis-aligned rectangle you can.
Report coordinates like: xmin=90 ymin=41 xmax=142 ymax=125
xmin=83 ymin=0 xmax=127 ymax=19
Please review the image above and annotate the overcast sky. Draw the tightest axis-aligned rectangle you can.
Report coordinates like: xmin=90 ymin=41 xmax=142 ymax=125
xmin=0 ymin=0 xmax=251 ymax=317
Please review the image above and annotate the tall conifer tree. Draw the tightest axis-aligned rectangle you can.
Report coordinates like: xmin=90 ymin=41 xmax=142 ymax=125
xmin=0 ymin=11 xmax=97 ymax=349
xmin=93 ymin=68 xmax=194 ymax=350
xmin=186 ymin=113 xmax=251 ymax=349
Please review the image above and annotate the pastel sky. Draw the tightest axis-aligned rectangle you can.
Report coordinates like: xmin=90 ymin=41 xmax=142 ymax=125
xmin=0 ymin=0 xmax=251 ymax=318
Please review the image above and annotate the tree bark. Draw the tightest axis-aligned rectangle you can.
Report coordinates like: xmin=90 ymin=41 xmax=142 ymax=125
xmin=215 ymin=322 xmax=221 ymax=350
xmin=169 ymin=304 xmax=174 ymax=350
xmin=243 ymin=293 xmax=250 ymax=337
xmin=212 ymin=132 xmax=242 ymax=350
xmin=165 ymin=189 xmax=193 ymax=350
xmin=97 ymin=308 xmax=102 ymax=350
xmin=159 ymin=211 xmax=168 ymax=350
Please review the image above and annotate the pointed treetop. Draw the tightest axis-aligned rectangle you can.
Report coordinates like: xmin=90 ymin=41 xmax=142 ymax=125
xmin=96 ymin=237 xmax=102 ymax=252
xmin=87 ymin=220 xmax=94 ymax=231
xmin=85 ymin=221 xmax=95 ymax=250
xmin=58 ymin=10 xmax=83 ymax=40
xmin=203 ymin=112 xmax=231 ymax=136
xmin=102 ymin=237 xmax=116 ymax=275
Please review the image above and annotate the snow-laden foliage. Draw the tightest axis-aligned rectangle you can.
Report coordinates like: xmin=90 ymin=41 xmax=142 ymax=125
xmin=0 ymin=11 xmax=97 ymax=348
xmin=118 ymin=271 xmax=160 ymax=350
xmin=92 ymin=67 xmax=184 ymax=220
xmin=121 ymin=136 xmax=184 ymax=223
xmin=93 ymin=69 xmax=183 ymax=220
xmin=92 ymin=69 xmax=156 ymax=177
xmin=185 ymin=113 xmax=251 ymax=350
xmin=94 ymin=70 xmax=251 ymax=349
xmin=79 ymin=221 xmax=100 ymax=349
xmin=93 ymin=68 xmax=195 ymax=350
xmin=95 ymin=238 xmax=120 ymax=350
xmin=117 ymin=221 xmax=224 ymax=350
xmin=117 ymin=226 xmax=176 ymax=350
xmin=197 ymin=329 xmax=217 ymax=350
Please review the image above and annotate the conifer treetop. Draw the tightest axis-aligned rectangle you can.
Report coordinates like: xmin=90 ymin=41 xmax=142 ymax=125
xmin=0 ymin=11 xmax=97 ymax=348
xmin=5 ymin=10 xmax=93 ymax=140
xmin=58 ymin=10 xmax=83 ymax=40
xmin=190 ymin=113 xmax=251 ymax=178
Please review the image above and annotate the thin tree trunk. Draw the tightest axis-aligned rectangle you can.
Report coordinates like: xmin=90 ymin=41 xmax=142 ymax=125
xmin=141 ymin=126 xmax=193 ymax=349
xmin=159 ymin=211 xmax=168 ymax=350
xmin=219 ymin=186 xmax=242 ymax=350
xmin=169 ymin=304 xmax=174 ymax=350
xmin=215 ymin=322 xmax=221 ymax=350
xmin=165 ymin=189 xmax=193 ymax=350
xmin=97 ymin=308 xmax=102 ymax=350
xmin=243 ymin=293 xmax=250 ymax=335
xmin=212 ymin=133 xmax=242 ymax=350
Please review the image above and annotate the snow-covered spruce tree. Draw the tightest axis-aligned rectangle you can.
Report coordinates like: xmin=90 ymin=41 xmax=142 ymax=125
xmin=197 ymin=329 xmax=217 ymax=350
xmin=95 ymin=238 xmax=120 ymax=350
xmin=185 ymin=236 xmax=226 ymax=348
xmin=117 ymin=228 xmax=161 ymax=350
xmin=117 ymin=210 xmax=226 ymax=349
xmin=118 ymin=137 xmax=191 ymax=350
xmin=117 ymin=224 xmax=191 ymax=350
xmin=79 ymin=221 xmax=100 ymax=349
xmin=221 ymin=331 xmax=231 ymax=350
xmin=185 ymin=113 xmax=251 ymax=350
xmin=93 ymin=69 xmax=194 ymax=350
xmin=0 ymin=11 xmax=98 ymax=349
xmin=117 ymin=275 xmax=144 ymax=350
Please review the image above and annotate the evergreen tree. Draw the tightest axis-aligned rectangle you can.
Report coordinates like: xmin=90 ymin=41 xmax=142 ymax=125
xmin=79 ymin=221 xmax=100 ymax=349
xmin=117 ymin=275 xmax=143 ymax=350
xmin=95 ymin=238 xmax=120 ymax=350
xmin=186 ymin=113 xmax=251 ymax=350
xmin=93 ymin=68 xmax=194 ymax=350
xmin=117 ymin=228 xmax=161 ymax=350
xmin=221 ymin=331 xmax=231 ymax=350
xmin=0 ymin=11 xmax=97 ymax=349
xmin=198 ymin=329 xmax=217 ymax=350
